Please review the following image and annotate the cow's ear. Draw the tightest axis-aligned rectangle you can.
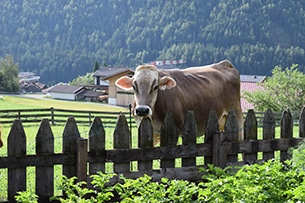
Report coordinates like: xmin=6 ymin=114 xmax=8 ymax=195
xmin=159 ymin=76 xmax=176 ymax=90
xmin=116 ymin=76 xmax=133 ymax=90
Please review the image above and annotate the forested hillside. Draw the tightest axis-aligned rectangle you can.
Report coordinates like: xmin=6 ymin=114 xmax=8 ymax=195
xmin=1 ymin=0 xmax=305 ymax=84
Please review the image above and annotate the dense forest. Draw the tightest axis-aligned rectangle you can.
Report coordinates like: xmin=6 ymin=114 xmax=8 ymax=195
xmin=1 ymin=0 xmax=305 ymax=85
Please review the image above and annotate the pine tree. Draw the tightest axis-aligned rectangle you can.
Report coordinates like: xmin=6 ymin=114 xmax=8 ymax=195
xmin=93 ymin=61 xmax=100 ymax=72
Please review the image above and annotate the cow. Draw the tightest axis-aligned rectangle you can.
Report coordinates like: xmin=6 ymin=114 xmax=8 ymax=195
xmin=116 ymin=60 xmax=243 ymax=145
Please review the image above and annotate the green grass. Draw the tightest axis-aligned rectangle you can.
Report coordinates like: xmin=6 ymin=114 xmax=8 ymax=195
xmin=0 ymin=95 xmax=127 ymax=111
xmin=0 ymin=95 xmax=129 ymax=201
xmin=0 ymin=95 xmax=301 ymax=201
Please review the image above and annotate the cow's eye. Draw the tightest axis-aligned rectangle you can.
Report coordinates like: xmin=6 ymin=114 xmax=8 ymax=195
xmin=132 ymin=84 xmax=138 ymax=93
xmin=153 ymin=85 xmax=159 ymax=91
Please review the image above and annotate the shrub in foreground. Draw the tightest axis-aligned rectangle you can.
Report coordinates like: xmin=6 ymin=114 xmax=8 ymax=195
xmin=15 ymin=142 xmax=305 ymax=202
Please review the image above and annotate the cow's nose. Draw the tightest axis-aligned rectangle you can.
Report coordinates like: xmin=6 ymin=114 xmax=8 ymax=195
xmin=135 ymin=106 xmax=150 ymax=116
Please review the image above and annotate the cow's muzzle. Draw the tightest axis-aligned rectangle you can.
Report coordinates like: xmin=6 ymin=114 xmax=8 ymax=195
xmin=135 ymin=105 xmax=152 ymax=117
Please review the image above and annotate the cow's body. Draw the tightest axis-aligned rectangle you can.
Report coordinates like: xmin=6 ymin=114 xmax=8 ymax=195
xmin=116 ymin=60 xmax=243 ymax=144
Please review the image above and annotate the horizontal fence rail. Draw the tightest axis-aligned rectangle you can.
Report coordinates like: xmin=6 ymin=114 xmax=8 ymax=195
xmin=0 ymin=107 xmax=136 ymax=128
xmin=0 ymin=107 xmax=304 ymax=202
xmin=0 ymin=107 xmax=300 ymax=128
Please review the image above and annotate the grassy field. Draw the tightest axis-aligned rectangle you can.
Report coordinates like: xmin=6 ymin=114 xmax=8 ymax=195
xmin=0 ymin=95 xmax=131 ymax=201
xmin=0 ymin=95 xmax=301 ymax=201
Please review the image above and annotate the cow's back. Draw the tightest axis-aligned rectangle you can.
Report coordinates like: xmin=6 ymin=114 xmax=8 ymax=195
xmin=153 ymin=60 xmax=242 ymax=136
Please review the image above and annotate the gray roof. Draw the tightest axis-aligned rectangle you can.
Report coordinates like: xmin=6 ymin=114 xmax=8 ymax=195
xmin=93 ymin=66 xmax=134 ymax=79
xmin=47 ymin=84 xmax=84 ymax=94
xmin=240 ymin=75 xmax=266 ymax=83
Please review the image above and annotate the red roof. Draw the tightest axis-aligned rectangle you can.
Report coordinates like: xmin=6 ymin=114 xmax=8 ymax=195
xmin=240 ymin=82 xmax=264 ymax=112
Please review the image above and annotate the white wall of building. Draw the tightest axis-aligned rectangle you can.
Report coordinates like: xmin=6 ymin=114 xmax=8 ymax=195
xmin=49 ymin=92 xmax=76 ymax=100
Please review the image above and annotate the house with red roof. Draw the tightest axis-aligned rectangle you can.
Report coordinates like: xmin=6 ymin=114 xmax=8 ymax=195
xmin=240 ymin=75 xmax=266 ymax=112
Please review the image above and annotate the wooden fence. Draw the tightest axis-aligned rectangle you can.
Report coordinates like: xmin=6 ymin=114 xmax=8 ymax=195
xmin=0 ymin=108 xmax=305 ymax=202
xmin=0 ymin=107 xmax=300 ymax=127
xmin=0 ymin=107 xmax=135 ymax=127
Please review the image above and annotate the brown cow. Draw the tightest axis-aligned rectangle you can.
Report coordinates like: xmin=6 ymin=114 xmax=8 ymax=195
xmin=116 ymin=60 xmax=243 ymax=145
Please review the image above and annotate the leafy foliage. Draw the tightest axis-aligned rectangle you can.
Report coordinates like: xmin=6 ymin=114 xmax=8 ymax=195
xmin=15 ymin=191 xmax=38 ymax=203
xmin=14 ymin=141 xmax=305 ymax=202
xmin=69 ymin=72 xmax=94 ymax=86
xmin=0 ymin=55 xmax=19 ymax=92
xmin=1 ymin=0 xmax=305 ymax=84
xmin=243 ymin=64 xmax=305 ymax=111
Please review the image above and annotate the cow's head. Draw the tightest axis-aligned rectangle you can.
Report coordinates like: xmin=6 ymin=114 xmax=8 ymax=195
xmin=116 ymin=65 xmax=176 ymax=119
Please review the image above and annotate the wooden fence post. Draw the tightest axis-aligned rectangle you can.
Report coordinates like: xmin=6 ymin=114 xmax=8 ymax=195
xmin=63 ymin=117 xmax=80 ymax=178
xmin=160 ymin=112 xmax=178 ymax=169
xmin=182 ymin=111 xmax=197 ymax=167
xmin=77 ymin=138 xmax=88 ymax=182
xmin=280 ymin=109 xmax=293 ymax=162
xmin=114 ymin=114 xmax=130 ymax=173
xmin=36 ymin=118 xmax=54 ymax=201
xmin=138 ymin=117 xmax=153 ymax=171
xmin=50 ymin=107 xmax=55 ymax=125
xmin=212 ymin=132 xmax=227 ymax=168
xmin=8 ymin=119 xmax=26 ymax=202
xmin=88 ymin=112 xmax=92 ymax=126
xmin=204 ymin=110 xmax=219 ymax=165
xmin=299 ymin=107 xmax=305 ymax=138
xmin=225 ymin=110 xmax=239 ymax=163
xmin=243 ymin=109 xmax=258 ymax=164
xmin=263 ymin=109 xmax=275 ymax=160
xmin=89 ymin=117 xmax=106 ymax=174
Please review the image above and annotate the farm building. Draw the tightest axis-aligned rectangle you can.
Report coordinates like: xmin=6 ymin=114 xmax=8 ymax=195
xmin=46 ymin=84 xmax=109 ymax=102
xmin=19 ymin=72 xmax=48 ymax=93
xmin=47 ymin=84 xmax=85 ymax=100
xmin=93 ymin=66 xmax=134 ymax=105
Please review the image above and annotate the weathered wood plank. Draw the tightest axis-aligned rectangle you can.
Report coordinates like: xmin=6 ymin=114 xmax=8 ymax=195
xmin=114 ymin=114 xmax=130 ymax=173
xmin=225 ymin=110 xmax=239 ymax=163
xmin=226 ymin=138 xmax=303 ymax=154
xmin=89 ymin=117 xmax=105 ymax=174
xmin=182 ymin=111 xmax=197 ymax=167
xmin=35 ymin=118 xmax=54 ymax=201
xmin=243 ymin=109 xmax=258 ymax=164
xmin=138 ymin=117 xmax=153 ymax=171
xmin=105 ymin=144 xmax=211 ymax=163
xmin=77 ymin=138 xmax=88 ymax=182
xmin=1 ymin=137 xmax=301 ymax=169
xmin=160 ymin=112 xmax=178 ymax=168
xmin=63 ymin=117 xmax=80 ymax=178
xmin=280 ymin=109 xmax=293 ymax=161
xmin=8 ymin=119 xmax=26 ymax=202
xmin=204 ymin=110 xmax=218 ymax=165
xmin=0 ymin=153 xmax=75 ymax=168
xmin=263 ymin=109 xmax=275 ymax=160
xmin=213 ymin=132 xmax=227 ymax=168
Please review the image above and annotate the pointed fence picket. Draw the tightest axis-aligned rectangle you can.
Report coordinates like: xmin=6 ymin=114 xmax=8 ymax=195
xmin=0 ymin=108 xmax=305 ymax=202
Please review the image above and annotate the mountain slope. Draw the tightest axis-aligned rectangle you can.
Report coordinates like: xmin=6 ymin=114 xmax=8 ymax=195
xmin=0 ymin=0 xmax=304 ymax=84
